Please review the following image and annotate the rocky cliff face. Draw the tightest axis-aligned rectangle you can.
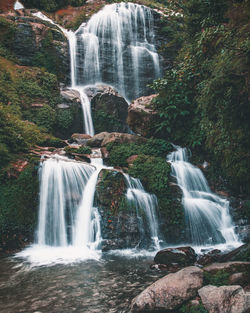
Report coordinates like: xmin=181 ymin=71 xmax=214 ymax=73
xmin=0 ymin=10 xmax=70 ymax=83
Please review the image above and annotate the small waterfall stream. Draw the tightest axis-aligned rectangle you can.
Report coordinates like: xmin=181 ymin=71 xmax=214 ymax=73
xmin=167 ymin=147 xmax=239 ymax=247
xmin=124 ymin=174 xmax=161 ymax=250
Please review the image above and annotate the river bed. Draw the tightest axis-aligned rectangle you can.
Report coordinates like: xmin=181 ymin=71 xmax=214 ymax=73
xmin=0 ymin=250 xmax=164 ymax=313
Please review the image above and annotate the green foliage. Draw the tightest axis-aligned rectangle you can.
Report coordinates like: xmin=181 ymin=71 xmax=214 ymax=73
xmin=0 ymin=164 xmax=39 ymax=249
xmin=56 ymin=109 xmax=74 ymax=130
xmin=26 ymin=105 xmax=56 ymax=131
xmin=21 ymin=0 xmax=86 ymax=12
xmin=0 ymin=104 xmax=48 ymax=168
xmin=92 ymin=110 xmax=121 ymax=134
xmin=38 ymin=136 xmax=66 ymax=147
xmin=64 ymin=145 xmax=91 ymax=154
xmin=152 ymin=0 xmax=250 ymax=193
xmin=106 ymin=139 xmax=172 ymax=167
xmin=204 ymin=270 xmax=230 ymax=286
xmin=179 ymin=303 xmax=208 ymax=313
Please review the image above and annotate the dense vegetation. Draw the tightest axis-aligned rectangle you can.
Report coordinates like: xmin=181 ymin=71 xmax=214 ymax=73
xmin=21 ymin=0 xmax=87 ymax=12
xmin=151 ymin=0 xmax=250 ymax=194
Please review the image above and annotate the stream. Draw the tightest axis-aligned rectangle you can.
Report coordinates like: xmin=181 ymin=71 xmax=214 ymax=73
xmin=0 ymin=252 xmax=164 ymax=313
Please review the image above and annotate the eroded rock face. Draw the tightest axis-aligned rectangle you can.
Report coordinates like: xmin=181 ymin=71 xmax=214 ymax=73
xmin=130 ymin=266 xmax=203 ymax=312
xmin=85 ymin=85 xmax=129 ymax=133
xmin=154 ymin=246 xmax=197 ymax=266
xmin=127 ymin=94 xmax=158 ymax=137
xmin=198 ymin=285 xmax=250 ymax=313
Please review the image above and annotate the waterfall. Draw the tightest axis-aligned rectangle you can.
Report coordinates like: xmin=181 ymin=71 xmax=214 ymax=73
xmin=167 ymin=147 xmax=239 ymax=246
xmin=33 ymin=3 xmax=161 ymax=135
xmin=14 ymin=1 xmax=24 ymax=10
xmin=37 ymin=155 xmax=102 ymax=250
xmin=74 ymin=2 xmax=160 ymax=101
xmin=124 ymin=174 xmax=161 ymax=250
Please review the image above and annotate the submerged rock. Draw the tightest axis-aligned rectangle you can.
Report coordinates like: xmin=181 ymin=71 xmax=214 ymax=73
xmin=130 ymin=266 xmax=203 ymax=312
xmin=198 ymin=285 xmax=250 ymax=313
xmin=154 ymin=246 xmax=197 ymax=266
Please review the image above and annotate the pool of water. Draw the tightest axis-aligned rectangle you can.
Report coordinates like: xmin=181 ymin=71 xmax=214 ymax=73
xmin=0 ymin=250 xmax=164 ymax=313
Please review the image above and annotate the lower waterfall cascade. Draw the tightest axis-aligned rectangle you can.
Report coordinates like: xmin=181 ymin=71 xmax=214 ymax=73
xmin=167 ymin=146 xmax=240 ymax=247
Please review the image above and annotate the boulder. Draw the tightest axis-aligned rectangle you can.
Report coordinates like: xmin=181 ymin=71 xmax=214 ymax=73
xmin=0 ymin=0 xmax=15 ymax=12
xmin=220 ymin=244 xmax=250 ymax=262
xmin=87 ymin=132 xmax=146 ymax=148
xmin=60 ymin=89 xmax=81 ymax=102
xmin=198 ymin=285 xmax=250 ymax=313
xmin=85 ymin=85 xmax=129 ymax=133
xmin=70 ymin=133 xmax=92 ymax=144
xmin=127 ymin=94 xmax=158 ymax=137
xmin=154 ymin=246 xmax=197 ymax=266
xmin=229 ymin=272 xmax=250 ymax=287
xmin=204 ymin=262 xmax=250 ymax=275
xmin=197 ymin=249 xmax=222 ymax=266
xmin=130 ymin=266 xmax=203 ymax=312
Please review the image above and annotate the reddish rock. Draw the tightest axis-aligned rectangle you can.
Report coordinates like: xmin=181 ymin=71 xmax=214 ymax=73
xmin=0 ymin=0 xmax=15 ymax=12
xmin=204 ymin=261 xmax=250 ymax=275
xmin=87 ymin=132 xmax=146 ymax=147
xmin=130 ymin=266 xmax=203 ymax=312
xmin=198 ymin=285 xmax=250 ymax=313
xmin=229 ymin=272 xmax=250 ymax=287
xmin=127 ymin=94 xmax=158 ymax=137
xmin=126 ymin=155 xmax=139 ymax=165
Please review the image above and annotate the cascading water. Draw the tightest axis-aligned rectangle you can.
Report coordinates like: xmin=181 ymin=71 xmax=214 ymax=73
xmin=33 ymin=3 xmax=161 ymax=135
xmin=124 ymin=174 xmax=161 ymax=250
xmin=167 ymin=146 xmax=239 ymax=247
xmin=14 ymin=1 xmax=24 ymax=10
xmin=74 ymin=2 xmax=160 ymax=101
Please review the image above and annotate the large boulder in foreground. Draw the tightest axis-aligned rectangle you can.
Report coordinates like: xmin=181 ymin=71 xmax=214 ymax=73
xmin=130 ymin=266 xmax=203 ymax=312
xmin=127 ymin=94 xmax=158 ymax=137
xmin=154 ymin=246 xmax=197 ymax=266
xmin=198 ymin=285 xmax=250 ymax=313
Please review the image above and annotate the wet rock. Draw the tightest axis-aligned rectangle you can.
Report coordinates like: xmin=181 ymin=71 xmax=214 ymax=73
xmin=85 ymin=85 xmax=129 ymax=133
xmin=60 ymin=89 xmax=81 ymax=102
xmin=154 ymin=246 xmax=197 ymax=266
xmin=87 ymin=132 xmax=109 ymax=147
xmin=127 ymin=94 xmax=158 ymax=137
xmin=220 ymin=244 xmax=250 ymax=262
xmin=197 ymin=249 xmax=222 ymax=266
xmin=198 ymin=285 xmax=250 ymax=313
xmin=130 ymin=266 xmax=203 ymax=312
xmin=204 ymin=261 xmax=250 ymax=275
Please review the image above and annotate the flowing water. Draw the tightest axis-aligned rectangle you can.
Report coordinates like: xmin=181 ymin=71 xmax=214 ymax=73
xmin=14 ymin=1 xmax=24 ymax=10
xmin=0 ymin=253 xmax=164 ymax=313
xmin=124 ymin=174 xmax=161 ymax=250
xmin=34 ymin=3 xmax=161 ymax=135
xmin=167 ymin=146 xmax=240 ymax=247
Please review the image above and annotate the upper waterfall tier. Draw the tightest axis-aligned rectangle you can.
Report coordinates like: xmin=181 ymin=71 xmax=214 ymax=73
xmin=73 ymin=2 xmax=161 ymax=100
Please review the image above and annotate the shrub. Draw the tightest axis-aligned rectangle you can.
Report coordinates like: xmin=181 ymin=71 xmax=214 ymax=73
xmin=204 ymin=270 xmax=230 ymax=286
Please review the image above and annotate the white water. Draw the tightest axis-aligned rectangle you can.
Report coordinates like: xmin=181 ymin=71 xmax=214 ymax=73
xmin=167 ymin=147 xmax=240 ymax=247
xmin=74 ymin=2 xmax=161 ymax=101
xmin=33 ymin=3 xmax=161 ymax=135
xmin=14 ymin=1 xmax=24 ymax=10
xmin=17 ymin=155 xmax=107 ymax=265
xmin=124 ymin=174 xmax=161 ymax=250
xmin=32 ymin=12 xmax=95 ymax=136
